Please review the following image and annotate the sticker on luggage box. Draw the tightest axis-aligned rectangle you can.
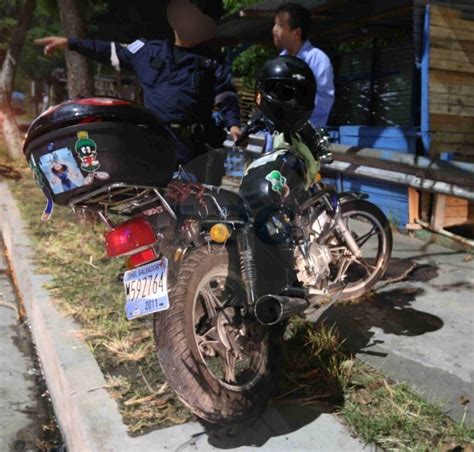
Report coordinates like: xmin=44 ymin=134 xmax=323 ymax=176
xmin=38 ymin=147 xmax=86 ymax=194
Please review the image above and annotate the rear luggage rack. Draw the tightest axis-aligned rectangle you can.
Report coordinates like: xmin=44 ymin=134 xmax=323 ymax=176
xmin=68 ymin=183 xmax=176 ymax=219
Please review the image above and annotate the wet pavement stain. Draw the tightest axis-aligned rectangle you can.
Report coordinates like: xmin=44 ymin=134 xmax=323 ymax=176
xmin=323 ymin=287 xmax=444 ymax=354
xmin=432 ymin=281 xmax=474 ymax=292
xmin=408 ymin=264 xmax=439 ymax=282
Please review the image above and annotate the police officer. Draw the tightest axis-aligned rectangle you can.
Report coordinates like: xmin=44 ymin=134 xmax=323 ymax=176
xmin=35 ymin=0 xmax=241 ymax=184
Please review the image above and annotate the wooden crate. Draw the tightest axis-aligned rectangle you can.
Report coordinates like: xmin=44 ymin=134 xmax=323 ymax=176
xmin=431 ymin=194 xmax=474 ymax=229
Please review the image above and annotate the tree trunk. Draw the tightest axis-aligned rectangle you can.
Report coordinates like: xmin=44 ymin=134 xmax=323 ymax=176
xmin=57 ymin=0 xmax=94 ymax=98
xmin=0 ymin=0 xmax=36 ymax=160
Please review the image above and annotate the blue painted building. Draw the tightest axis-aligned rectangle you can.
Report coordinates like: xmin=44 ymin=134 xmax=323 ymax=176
xmin=218 ymin=0 xmax=474 ymax=231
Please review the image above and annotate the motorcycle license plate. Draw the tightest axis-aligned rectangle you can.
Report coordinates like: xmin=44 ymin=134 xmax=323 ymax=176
xmin=123 ymin=258 xmax=169 ymax=320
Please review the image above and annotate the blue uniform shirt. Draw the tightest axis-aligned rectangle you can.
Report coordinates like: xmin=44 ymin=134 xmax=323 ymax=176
xmin=68 ymin=37 xmax=241 ymax=129
xmin=281 ymin=40 xmax=335 ymax=127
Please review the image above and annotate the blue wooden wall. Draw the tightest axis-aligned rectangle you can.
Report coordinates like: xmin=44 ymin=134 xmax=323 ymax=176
xmin=323 ymin=126 xmax=416 ymax=229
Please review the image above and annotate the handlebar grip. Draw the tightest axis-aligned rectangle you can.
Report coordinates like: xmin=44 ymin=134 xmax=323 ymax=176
xmin=234 ymin=126 xmax=250 ymax=147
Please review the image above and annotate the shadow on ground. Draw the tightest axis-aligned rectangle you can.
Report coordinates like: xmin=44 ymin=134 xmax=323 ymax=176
xmin=322 ymin=258 xmax=444 ymax=356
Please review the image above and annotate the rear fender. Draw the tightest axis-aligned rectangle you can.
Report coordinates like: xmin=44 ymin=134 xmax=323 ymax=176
xmin=337 ymin=191 xmax=369 ymax=205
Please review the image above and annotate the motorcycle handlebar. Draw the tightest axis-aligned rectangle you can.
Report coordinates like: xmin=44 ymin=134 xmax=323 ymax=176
xmin=234 ymin=111 xmax=264 ymax=148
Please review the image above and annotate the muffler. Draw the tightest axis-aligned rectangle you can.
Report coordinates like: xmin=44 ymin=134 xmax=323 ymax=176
xmin=254 ymin=295 xmax=309 ymax=325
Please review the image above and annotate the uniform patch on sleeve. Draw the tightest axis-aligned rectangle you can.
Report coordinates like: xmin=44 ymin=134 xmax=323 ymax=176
xmin=126 ymin=39 xmax=145 ymax=54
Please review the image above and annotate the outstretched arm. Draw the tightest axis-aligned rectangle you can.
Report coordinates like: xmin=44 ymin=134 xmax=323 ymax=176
xmin=34 ymin=36 xmax=137 ymax=68
xmin=34 ymin=36 xmax=68 ymax=56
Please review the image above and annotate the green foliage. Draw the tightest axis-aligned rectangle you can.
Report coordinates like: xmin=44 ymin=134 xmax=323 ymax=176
xmin=15 ymin=4 xmax=64 ymax=92
xmin=232 ymin=45 xmax=276 ymax=89
xmin=0 ymin=1 xmax=20 ymax=51
xmin=223 ymin=0 xmax=259 ymax=16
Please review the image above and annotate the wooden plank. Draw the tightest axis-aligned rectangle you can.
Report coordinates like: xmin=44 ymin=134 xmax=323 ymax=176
xmin=431 ymin=47 xmax=474 ymax=64
xmin=430 ymin=92 xmax=474 ymax=108
xmin=431 ymin=113 xmax=474 ymax=131
xmin=442 ymin=217 xmax=473 ymax=227
xmin=430 ymin=36 xmax=474 ymax=53
xmin=431 ymin=131 xmax=474 ymax=145
xmin=430 ymin=69 xmax=474 ymax=86
xmin=430 ymin=11 xmax=474 ymax=32
xmin=431 ymin=194 xmax=447 ymax=229
xmin=429 ymin=58 xmax=474 ymax=74
xmin=430 ymin=83 xmax=474 ymax=96
xmin=431 ymin=142 xmax=474 ymax=155
xmin=430 ymin=25 xmax=474 ymax=42
xmin=408 ymin=187 xmax=420 ymax=224
xmin=443 ymin=206 xmax=472 ymax=217
xmin=430 ymin=103 xmax=474 ymax=116
xmin=431 ymin=5 xmax=461 ymax=19
xmin=446 ymin=196 xmax=470 ymax=207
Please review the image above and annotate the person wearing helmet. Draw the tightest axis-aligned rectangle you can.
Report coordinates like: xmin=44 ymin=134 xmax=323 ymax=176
xmin=255 ymin=55 xmax=316 ymax=133
xmin=272 ymin=2 xmax=334 ymax=127
xmin=254 ymin=55 xmax=326 ymax=188
xmin=34 ymin=0 xmax=241 ymax=185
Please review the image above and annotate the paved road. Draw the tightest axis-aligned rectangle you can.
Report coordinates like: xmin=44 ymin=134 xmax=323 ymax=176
xmin=0 ymin=239 xmax=62 ymax=451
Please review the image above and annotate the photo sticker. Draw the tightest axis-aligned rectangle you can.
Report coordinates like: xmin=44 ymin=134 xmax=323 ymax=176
xmin=39 ymin=147 xmax=85 ymax=194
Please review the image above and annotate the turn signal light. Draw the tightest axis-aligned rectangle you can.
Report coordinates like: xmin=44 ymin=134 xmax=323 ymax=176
xmin=105 ymin=218 xmax=157 ymax=257
xmin=209 ymin=223 xmax=231 ymax=243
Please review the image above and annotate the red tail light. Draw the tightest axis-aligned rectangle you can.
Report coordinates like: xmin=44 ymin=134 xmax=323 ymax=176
xmin=126 ymin=248 xmax=157 ymax=268
xmin=105 ymin=218 xmax=157 ymax=257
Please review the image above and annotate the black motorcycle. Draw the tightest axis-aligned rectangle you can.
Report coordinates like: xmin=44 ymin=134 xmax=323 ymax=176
xmin=24 ymin=96 xmax=391 ymax=423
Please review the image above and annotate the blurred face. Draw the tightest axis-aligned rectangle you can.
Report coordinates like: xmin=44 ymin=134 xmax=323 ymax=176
xmin=273 ymin=12 xmax=301 ymax=51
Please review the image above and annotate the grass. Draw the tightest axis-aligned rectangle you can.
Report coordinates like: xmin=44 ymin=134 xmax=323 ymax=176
xmin=3 ymin=150 xmax=474 ymax=446
xmin=282 ymin=319 xmax=474 ymax=451
xmin=7 ymin=165 xmax=192 ymax=433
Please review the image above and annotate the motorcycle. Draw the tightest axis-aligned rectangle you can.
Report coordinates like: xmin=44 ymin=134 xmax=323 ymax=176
xmin=23 ymin=97 xmax=392 ymax=423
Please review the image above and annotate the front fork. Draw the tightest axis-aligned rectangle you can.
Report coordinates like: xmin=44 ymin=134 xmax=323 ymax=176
xmin=318 ymin=187 xmax=362 ymax=258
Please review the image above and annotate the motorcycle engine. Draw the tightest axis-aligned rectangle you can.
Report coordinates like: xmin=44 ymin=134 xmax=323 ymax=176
xmin=294 ymin=241 xmax=332 ymax=288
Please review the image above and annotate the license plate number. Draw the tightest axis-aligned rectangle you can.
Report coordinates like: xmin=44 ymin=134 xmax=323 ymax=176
xmin=123 ymin=258 xmax=169 ymax=320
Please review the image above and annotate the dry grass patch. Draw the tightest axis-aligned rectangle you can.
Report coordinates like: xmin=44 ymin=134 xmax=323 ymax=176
xmin=7 ymin=169 xmax=192 ymax=432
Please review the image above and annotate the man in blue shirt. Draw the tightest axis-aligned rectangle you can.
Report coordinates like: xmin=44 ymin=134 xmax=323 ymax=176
xmin=272 ymin=2 xmax=335 ymax=127
xmin=35 ymin=0 xmax=241 ymax=183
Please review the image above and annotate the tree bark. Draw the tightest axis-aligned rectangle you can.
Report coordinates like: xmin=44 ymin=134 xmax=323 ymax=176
xmin=57 ymin=0 xmax=94 ymax=98
xmin=0 ymin=0 xmax=36 ymax=160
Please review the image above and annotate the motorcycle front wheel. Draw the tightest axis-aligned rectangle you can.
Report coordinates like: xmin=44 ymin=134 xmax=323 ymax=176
xmin=324 ymin=199 xmax=392 ymax=300
xmin=154 ymin=245 xmax=281 ymax=423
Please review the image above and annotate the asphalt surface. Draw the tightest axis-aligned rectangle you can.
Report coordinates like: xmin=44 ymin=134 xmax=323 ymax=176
xmin=0 ymin=239 xmax=62 ymax=451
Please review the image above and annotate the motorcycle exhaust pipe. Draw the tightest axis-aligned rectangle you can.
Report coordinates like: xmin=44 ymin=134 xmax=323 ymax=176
xmin=254 ymin=295 xmax=309 ymax=325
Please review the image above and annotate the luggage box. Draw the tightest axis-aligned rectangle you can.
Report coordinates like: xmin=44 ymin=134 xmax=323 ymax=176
xmin=23 ymin=98 xmax=176 ymax=206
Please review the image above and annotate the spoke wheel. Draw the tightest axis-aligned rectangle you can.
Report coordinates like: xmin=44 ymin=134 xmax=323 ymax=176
xmin=324 ymin=199 xmax=392 ymax=300
xmin=193 ymin=270 xmax=267 ymax=391
xmin=154 ymin=245 xmax=282 ymax=423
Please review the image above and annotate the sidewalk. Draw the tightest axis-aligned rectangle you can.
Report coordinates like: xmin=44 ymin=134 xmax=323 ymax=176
xmin=0 ymin=179 xmax=369 ymax=451
xmin=323 ymin=231 xmax=474 ymax=425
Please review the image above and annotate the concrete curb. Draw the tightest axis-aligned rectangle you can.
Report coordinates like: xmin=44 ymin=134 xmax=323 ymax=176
xmin=0 ymin=180 xmax=368 ymax=452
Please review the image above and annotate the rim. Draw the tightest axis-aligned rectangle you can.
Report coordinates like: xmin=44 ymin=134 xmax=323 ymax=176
xmin=327 ymin=208 xmax=387 ymax=293
xmin=192 ymin=267 xmax=268 ymax=392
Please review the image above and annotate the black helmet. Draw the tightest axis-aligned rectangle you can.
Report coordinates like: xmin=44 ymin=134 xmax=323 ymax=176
xmin=255 ymin=56 xmax=316 ymax=132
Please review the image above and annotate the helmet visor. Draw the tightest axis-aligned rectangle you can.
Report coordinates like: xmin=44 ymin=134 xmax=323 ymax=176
xmin=264 ymin=80 xmax=299 ymax=103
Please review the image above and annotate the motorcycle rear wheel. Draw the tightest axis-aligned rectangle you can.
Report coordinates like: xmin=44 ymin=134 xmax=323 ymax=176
xmin=324 ymin=199 xmax=392 ymax=300
xmin=154 ymin=245 xmax=281 ymax=423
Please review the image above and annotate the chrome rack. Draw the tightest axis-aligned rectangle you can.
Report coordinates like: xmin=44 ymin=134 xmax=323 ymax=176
xmin=68 ymin=183 xmax=176 ymax=220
